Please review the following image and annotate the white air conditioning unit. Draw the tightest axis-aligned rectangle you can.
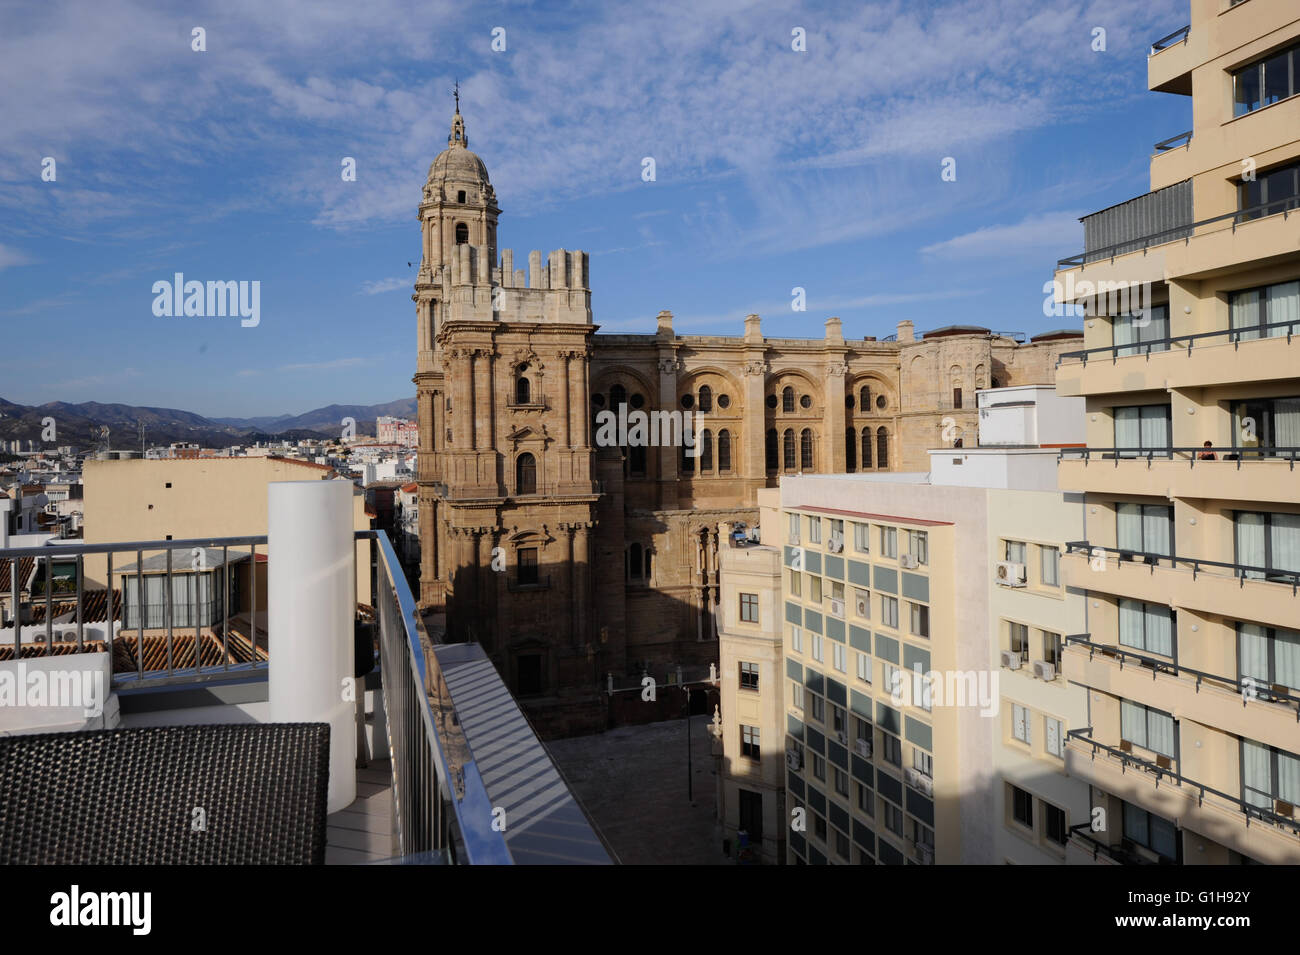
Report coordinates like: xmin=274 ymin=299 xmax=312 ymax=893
xmin=855 ymin=738 xmax=872 ymax=758
xmin=904 ymin=768 xmax=934 ymax=797
xmin=786 ymin=749 xmax=803 ymax=771
xmin=836 ymin=730 xmax=848 ymax=746
xmin=995 ymin=561 xmax=1026 ymax=587
xmin=1032 ymin=660 xmax=1056 ymax=681
xmin=899 ymin=554 xmax=918 ymax=569
xmin=830 ymin=598 xmax=845 ymax=619
xmin=1000 ymin=649 xmax=1022 ymax=670
xmin=917 ymin=845 xmax=934 ymax=865
xmin=827 ymin=536 xmax=844 ymax=553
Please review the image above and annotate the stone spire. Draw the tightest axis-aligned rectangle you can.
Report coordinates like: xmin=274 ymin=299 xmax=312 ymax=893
xmin=448 ymin=81 xmax=468 ymax=148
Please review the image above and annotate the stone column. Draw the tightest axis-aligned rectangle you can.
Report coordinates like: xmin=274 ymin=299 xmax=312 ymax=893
xmin=824 ymin=359 xmax=848 ymax=473
xmin=452 ymin=350 xmax=472 ymax=452
xmin=742 ymin=358 xmax=767 ymax=493
xmin=574 ymin=522 xmax=590 ymax=646
xmin=561 ymin=352 xmax=572 ymax=447
xmin=657 ymin=355 xmax=679 ymax=507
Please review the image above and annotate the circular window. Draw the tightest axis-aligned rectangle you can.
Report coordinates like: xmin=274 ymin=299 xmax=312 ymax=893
xmin=630 ymin=393 xmax=645 ymax=409
xmin=592 ymin=394 xmax=606 ymax=407
xmin=680 ymin=394 xmax=695 ymax=409
xmin=845 ymin=395 xmax=855 ymax=410
xmin=876 ymin=395 xmax=887 ymax=410
xmin=800 ymin=394 xmax=812 ymax=409
xmin=717 ymin=394 xmax=730 ymax=409
xmin=766 ymin=394 xmax=778 ymax=409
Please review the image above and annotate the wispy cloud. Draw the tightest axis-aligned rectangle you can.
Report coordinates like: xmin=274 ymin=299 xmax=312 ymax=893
xmin=359 ymin=276 xmax=410 ymax=295
xmin=277 ymin=357 xmax=371 ymax=373
xmin=0 ymin=244 xmax=35 ymax=269
xmin=919 ymin=211 xmax=1086 ymax=259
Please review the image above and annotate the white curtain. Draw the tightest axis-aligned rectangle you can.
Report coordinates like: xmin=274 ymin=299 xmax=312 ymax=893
xmin=1143 ymin=506 xmax=1172 ymax=557
xmin=1232 ymin=289 xmax=1263 ymax=341
xmin=1147 ymin=710 xmax=1175 ymax=758
xmin=1140 ymin=407 xmax=1170 ymax=456
xmin=1115 ymin=408 xmax=1140 ymax=455
xmin=1236 ymin=513 xmax=1266 ymax=578
xmin=1277 ymin=628 xmax=1300 ymax=691
xmin=1243 ymin=739 xmax=1273 ymax=808
xmin=1117 ymin=503 xmax=1143 ymax=551
xmin=1275 ymin=399 xmax=1300 ymax=451
xmin=1146 ymin=606 xmax=1173 ymax=656
xmin=1267 ymin=281 xmax=1299 ymax=338
xmin=1147 ymin=306 xmax=1170 ymax=350
xmin=1239 ymin=623 xmax=1270 ymax=683
xmin=1114 ymin=312 xmax=1138 ymax=356
xmin=1280 ymin=751 xmax=1300 ymax=805
xmin=1121 ymin=700 xmax=1146 ymax=746
xmin=1271 ymin=514 xmax=1300 ymax=574
xmin=1119 ymin=600 xmax=1144 ymax=650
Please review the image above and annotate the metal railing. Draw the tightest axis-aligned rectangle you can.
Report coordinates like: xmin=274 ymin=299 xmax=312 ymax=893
xmin=1067 ymin=728 xmax=1300 ymax=836
xmin=369 ymin=528 xmax=513 ymax=865
xmin=1064 ymin=633 xmax=1300 ymax=716
xmin=1154 ymin=130 xmax=1192 ymax=152
xmin=1 ymin=536 xmax=265 ymax=687
xmin=1058 ymin=446 xmax=1300 ymax=467
xmin=1150 ymin=24 xmax=1190 ymax=54
xmin=1055 ymin=318 xmax=1299 ymax=366
xmin=1063 ymin=540 xmax=1300 ymax=593
xmin=1057 ymin=197 xmax=1299 ymax=268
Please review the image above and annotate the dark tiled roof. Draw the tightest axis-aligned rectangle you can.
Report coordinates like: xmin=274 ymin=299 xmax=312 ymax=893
xmin=0 ymin=557 xmax=35 ymax=593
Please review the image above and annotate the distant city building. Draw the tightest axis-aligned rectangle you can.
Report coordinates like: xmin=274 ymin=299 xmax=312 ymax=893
xmin=376 ymin=416 xmax=419 ymax=447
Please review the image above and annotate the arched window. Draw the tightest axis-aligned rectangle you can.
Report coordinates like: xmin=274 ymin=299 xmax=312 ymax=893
xmin=766 ymin=429 xmax=778 ymax=471
xmin=629 ymin=543 xmax=642 ymax=580
xmin=800 ymin=429 xmax=814 ymax=470
xmin=782 ymin=387 xmax=795 ymax=414
xmin=861 ymin=427 xmax=873 ymax=469
xmin=782 ymin=429 xmax=795 ymax=470
xmin=455 ymin=223 xmax=469 ymax=244
xmin=860 ymin=385 xmax=870 ymax=410
xmin=515 ymin=377 xmax=530 ymax=404
xmin=718 ymin=430 xmax=732 ymax=472
xmin=876 ymin=427 xmax=889 ymax=469
xmin=681 ymin=442 xmax=695 ymax=474
xmin=611 ymin=383 xmax=627 ymax=409
xmin=698 ymin=385 xmax=713 ymax=414
xmin=701 ymin=429 xmax=714 ymax=471
xmin=846 ymin=427 xmax=856 ymax=472
xmin=516 ymin=452 xmax=537 ymax=494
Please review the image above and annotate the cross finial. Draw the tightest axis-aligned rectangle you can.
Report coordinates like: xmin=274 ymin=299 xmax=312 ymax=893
xmin=453 ymin=79 xmax=460 ymax=112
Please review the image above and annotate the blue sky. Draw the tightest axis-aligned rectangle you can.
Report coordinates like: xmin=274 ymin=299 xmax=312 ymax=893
xmin=1 ymin=0 xmax=1188 ymax=417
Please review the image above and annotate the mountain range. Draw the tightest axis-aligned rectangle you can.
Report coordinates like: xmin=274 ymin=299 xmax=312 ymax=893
xmin=0 ymin=396 xmax=416 ymax=451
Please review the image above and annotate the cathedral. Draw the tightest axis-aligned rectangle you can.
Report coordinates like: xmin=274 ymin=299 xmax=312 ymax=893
xmin=413 ymin=104 xmax=1080 ymax=734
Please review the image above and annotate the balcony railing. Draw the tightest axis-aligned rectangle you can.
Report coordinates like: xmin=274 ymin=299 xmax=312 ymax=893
xmin=1056 ymin=318 xmax=1300 ymax=366
xmin=1 ymin=535 xmax=266 ymax=688
xmin=1058 ymin=197 xmax=1298 ymax=268
xmin=1064 ymin=633 xmax=1300 ymax=716
xmin=1153 ymin=130 xmax=1192 ymax=152
xmin=1067 ymin=728 xmax=1300 ymax=837
xmin=1058 ymin=446 xmax=1300 ymax=467
xmin=1150 ymin=24 xmax=1190 ymax=54
xmin=1063 ymin=541 xmax=1300 ymax=593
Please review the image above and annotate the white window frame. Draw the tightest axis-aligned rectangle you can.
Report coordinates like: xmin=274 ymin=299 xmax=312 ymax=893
xmin=833 ymin=642 xmax=847 ymax=673
xmin=1013 ymin=703 xmax=1032 ymax=745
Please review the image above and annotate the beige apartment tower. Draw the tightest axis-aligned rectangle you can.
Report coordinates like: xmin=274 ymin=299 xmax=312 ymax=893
xmin=1053 ymin=0 xmax=1300 ymax=864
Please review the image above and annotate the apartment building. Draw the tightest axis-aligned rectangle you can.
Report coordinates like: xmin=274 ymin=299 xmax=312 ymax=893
xmin=1052 ymin=0 xmax=1300 ymax=864
xmin=716 ymin=384 xmax=1090 ymax=863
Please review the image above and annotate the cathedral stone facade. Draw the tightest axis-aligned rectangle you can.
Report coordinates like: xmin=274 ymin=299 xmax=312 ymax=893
xmin=414 ymin=107 xmax=1080 ymax=734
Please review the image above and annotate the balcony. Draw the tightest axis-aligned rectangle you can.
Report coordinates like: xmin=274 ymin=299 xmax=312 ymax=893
xmin=1062 ymin=634 xmax=1299 ymax=752
xmin=1054 ymin=320 xmax=1300 ymax=396
xmin=1058 ymin=446 xmax=1300 ymax=505
xmin=1065 ymin=729 xmax=1300 ymax=864
xmin=1148 ymin=25 xmax=1192 ymax=96
xmin=1 ymin=501 xmax=612 ymax=865
xmin=1061 ymin=542 xmax=1299 ymax=632
xmin=1055 ymin=197 xmax=1297 ymax=286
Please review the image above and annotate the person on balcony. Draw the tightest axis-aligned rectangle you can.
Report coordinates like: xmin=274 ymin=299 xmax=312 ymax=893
xmin=1198 ymin=441 xmax=1217 ymax=461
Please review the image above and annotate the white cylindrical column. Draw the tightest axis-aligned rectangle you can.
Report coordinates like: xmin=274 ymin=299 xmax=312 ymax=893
xmin=268 ymin=480 xmax=357 ymax=813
